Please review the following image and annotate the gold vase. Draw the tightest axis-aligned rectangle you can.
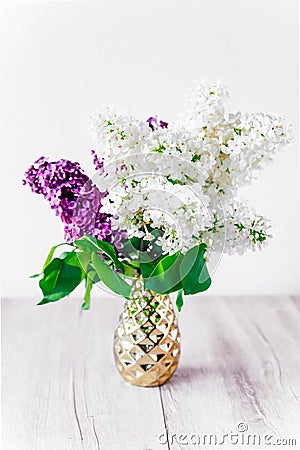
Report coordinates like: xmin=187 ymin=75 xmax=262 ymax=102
xmin=113 ymin=276 xmax=181 ymax=387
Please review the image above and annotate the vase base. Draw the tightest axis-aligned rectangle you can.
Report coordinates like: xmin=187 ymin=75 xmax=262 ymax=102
xmin=114 ymin=358 xmax=179 ymax=387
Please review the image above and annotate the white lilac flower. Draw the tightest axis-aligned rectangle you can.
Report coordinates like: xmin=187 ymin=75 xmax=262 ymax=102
xmin=89 ymin=106 xmax=151 ymax=159
xmin=90 ymin=81 xmax=292 ymax=256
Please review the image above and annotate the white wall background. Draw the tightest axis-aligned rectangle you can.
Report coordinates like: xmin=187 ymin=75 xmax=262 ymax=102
xmin=1 ymin=0 xmax=299 ymax=299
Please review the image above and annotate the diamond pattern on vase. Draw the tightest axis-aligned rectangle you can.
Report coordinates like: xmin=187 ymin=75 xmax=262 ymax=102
xmin=113 ymin=277 xmax=181 ymax=387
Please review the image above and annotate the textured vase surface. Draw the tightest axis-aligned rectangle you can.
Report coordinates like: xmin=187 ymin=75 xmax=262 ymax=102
xmin=113 ymin=276 xmax=181 ymax=387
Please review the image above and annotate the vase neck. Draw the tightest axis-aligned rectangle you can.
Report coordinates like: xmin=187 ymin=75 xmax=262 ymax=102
xmin=128 ymin=275 xmax=153 ymax=303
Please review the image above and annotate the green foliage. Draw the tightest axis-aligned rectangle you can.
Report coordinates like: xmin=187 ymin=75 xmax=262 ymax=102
xmin=176 ymin=289 xmax=184 ymax=312
xmin=191 ymin=154 xmax=201 ymax=162
xmin=38 ymin=252 xmax=85 ymax=304
xmin=81 ymin=272 xmax=95 ymax=310
xmin=30 ymin=243 xmax=71 ymax=278
xmin=166 ymin=176 xmax=183 ymax=185
xmin=75 ymin=235 xmax=123 ymax=271
xmin=42 ymin=243 xmax=66 ymax=271
xmin=153 ymin=144 xmax=166 ymax=153
xmin=144 ymin=252 xmax=183 ymax=294
xmin=119 ymin=230 xmax=164 ymax=278
xmin=233 ymin=127 xmax=242 ymax=135
xmin=180 ymin=244 xmax=211 ymax=295
xmin=91 ymin=253 xmax=131 ymax=298
xmin=32 ymin=233 xmax=212 ymax=313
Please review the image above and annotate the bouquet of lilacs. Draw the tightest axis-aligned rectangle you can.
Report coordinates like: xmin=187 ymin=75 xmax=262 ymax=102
xmin=24 ymin=81 xmax=292 ymax=311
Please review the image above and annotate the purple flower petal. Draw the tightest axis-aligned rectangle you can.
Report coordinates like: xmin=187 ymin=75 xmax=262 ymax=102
xmin=159 ymin=120 xmax=168 ymax=129
xmin=23 ymin=156 xmax=126 ymax=246
xmin=146 ymin=116 xmax=168 ymax=131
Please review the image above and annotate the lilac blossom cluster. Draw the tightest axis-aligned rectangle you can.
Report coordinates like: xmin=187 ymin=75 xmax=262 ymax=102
xmin=23 ymin=156 xmax=125 ymax=247
xmin=89 ymin=81 xmax=292 ymax=256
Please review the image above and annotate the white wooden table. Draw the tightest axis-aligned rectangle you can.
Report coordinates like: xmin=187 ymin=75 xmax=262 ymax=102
xmin=2 ymin=295 xmax=300 ymax=450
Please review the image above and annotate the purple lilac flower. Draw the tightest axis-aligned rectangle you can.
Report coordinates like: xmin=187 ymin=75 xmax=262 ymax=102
xmin=146 ymin=116 xmax=168 ymax=131
xmin=23 ymin=156 xmax=121 ymax=244
xmin=159 ymin=119 xmax=168 ymax=129
xmin=146 ymin=116 xmax=157 ymax=131
xmin=63 ymin=179 xmax=112 ymax=243
xmin=91 ymin=149 xmax=104 ymax=174
xmin=112 ymin=229 xmax=128 ymax=250
xmin=23 ymin=157 xmax=89 ymax=224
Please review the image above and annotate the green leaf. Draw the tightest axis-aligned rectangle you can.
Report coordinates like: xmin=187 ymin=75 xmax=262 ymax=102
xmin=176 ymin=289 xmax=184 ymax=312
xmin=30 ymin=273 xmax=42 ymax=279
xmin=91 ymin=253 xmax=131 ymax=298
xmin=139 ymin=261 xmax=158 ymax=279
xmin=38 ymin=252 xmax=85 ymax=304
xmin=126 ymin=236 xmax=141 ymax=251
xmin=166 ymin=176 xmax=182 ymax=185
xmin=119 ymin=238 xmax=142 ymax=260
xmin=76 ymin=251 xmax=91 ymax=272
xmin=75 ymin=235 xmax=123 ymax=271
xmin=122 ymin=262 xmax=138 ymax=278
xmin=118 ymin=229 xmax=164 ymax=273
xmin=42 ymin=243 xmax=66 ymax=271
xmin=144 ymin=252 xmax=183 ymax=294
xmin=86 ymin=269 xmax=99 ymax=283
xmin=81 ymin=274 xmax=94 ymax=310
xmin=180 ymin=244 xmax=211 ymax=295
xmin=233 ymin=127 xmax=242 ymax=135
xmin=30 ymin=243 xmax=69 ymax=278
xmin=74 ymin=235 xmax=100 ymax=252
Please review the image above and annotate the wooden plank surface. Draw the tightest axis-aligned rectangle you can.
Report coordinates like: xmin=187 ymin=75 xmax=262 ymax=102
xmin=2 ymin=296 xmax=300 ymax=450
